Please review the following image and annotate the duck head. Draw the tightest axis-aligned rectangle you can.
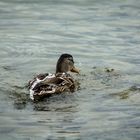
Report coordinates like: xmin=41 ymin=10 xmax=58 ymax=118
xmin=56 ymin=54 xmax=79 ymax=74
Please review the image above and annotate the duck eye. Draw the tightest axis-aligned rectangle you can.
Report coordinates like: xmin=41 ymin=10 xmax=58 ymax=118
xmin=68 ymin=57 xmax=74 ymax=63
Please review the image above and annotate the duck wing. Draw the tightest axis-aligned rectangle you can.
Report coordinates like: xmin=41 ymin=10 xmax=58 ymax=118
xmin=29 ymin=73 xmax=75 ymax=101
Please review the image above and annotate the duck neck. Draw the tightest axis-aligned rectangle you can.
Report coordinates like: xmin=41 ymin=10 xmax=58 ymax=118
xmin=56 ymin=64 xmax=68 ymax=74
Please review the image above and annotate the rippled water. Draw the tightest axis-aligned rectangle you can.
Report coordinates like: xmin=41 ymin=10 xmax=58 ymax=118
xmin=0 ymin=0 xmax=140 ymax=140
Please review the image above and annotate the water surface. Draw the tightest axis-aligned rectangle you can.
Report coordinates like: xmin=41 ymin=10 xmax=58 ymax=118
xmin=0 ymin=0 xmax=140 ymax=140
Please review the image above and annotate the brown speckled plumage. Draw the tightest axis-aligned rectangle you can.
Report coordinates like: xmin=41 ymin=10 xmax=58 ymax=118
xmin=28 ymin=54 xmax=79 ymax=101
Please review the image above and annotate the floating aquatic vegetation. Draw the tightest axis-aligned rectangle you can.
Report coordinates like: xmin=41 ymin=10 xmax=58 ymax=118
xmin=109 ymin=85 xmax=140 ymax=100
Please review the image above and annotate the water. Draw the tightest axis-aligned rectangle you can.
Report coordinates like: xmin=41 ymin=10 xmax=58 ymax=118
xmin=0 ymin=0 xmax=140 ymax=139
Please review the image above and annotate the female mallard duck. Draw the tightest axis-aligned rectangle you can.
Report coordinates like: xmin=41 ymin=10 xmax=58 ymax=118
xmin=28 ymin=54 xmax=79 ymax=101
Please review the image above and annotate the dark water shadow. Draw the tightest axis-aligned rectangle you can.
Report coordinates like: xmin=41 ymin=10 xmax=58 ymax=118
xmin=8 ymin=84 xmax=79 ymax=112
xmin=7 ymin=85 xmax=30 ymax=110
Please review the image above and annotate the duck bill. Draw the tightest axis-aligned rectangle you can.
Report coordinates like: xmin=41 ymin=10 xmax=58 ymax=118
xmin=71 ymin=66 xmax=79 ymax=74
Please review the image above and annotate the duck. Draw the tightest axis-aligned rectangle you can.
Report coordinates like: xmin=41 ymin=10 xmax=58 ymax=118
xmin=28 ymin=54 xmax=79 ymax=101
